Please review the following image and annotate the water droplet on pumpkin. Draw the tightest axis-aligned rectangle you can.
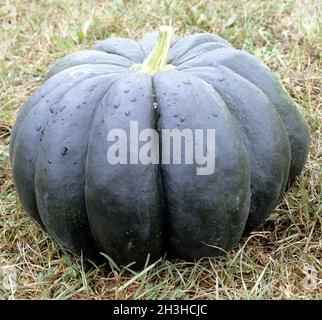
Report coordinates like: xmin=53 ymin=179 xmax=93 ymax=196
xmin=153 ymin=102 xmax=158 ymax=109
xmin=73 ymin=160 xmax=77 ymax=165
xmin=124 ymin=89 xmax=129 ymax=93
xmin=131 ymin=98 xmax=136 ymax=102
xmin=76 ymin=104 xmax=81 ymax=109
xmin=50 ymin=107 xmax=54 ymax=113
xmin=174 ymin=114 xmax=178 ymax=118
xmin=211 ymin=112 xmax=218 ymax=117
xmin=179 ymin=116 xmax=185 ymax=123
xmin=48 ymin=160 xmax=52 ymax=164
xmin=69 ymin=69 xmax=87 ymax=78
xmin=61 ymin=147 xmax=68 ymax=156
xmin=128 ymin=240 xmax=134 ymax=249
xmin=114 ymin=103 xmax=120 ymax=109
xmin=124 ymin=111 xmax=131 ymax=116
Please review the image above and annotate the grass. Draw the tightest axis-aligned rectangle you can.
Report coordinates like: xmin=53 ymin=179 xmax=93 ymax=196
xmin=0 ymin=0 xmax=321 ymax=300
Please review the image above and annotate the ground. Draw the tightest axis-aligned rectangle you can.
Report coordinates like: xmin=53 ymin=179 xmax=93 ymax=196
xmin=0 ymin=0 xmax=321 ymax=299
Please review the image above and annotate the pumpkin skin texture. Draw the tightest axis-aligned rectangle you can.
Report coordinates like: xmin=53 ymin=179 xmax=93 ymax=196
xmin=10 ymin=30 xmax=309 ymax=267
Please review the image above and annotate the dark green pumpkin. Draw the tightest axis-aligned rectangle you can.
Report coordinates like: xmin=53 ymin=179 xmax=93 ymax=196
xmin=10 ymin=27 xmax=309 ymax=267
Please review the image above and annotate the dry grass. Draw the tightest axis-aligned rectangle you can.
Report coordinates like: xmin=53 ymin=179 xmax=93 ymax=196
xmin=0 ymin=0 xmax=321 ymax=300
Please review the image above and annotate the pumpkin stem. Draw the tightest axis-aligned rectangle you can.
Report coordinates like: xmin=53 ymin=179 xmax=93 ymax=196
xmin=131 ymin=26 xmax=176 ymax=75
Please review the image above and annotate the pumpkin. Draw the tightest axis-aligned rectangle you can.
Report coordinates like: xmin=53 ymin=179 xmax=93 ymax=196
xmin=10 ymin=27 xmax=309 ymax=267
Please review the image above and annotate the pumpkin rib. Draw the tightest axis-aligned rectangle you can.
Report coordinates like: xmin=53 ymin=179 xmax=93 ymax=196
xmin=12 ymin=70 xmax=122 ymax=231
xmin=34 ymin=73 xmax=121 ymax=258
xmin=168 ymin=33 xmax=230 ymax=64
xmin=183 ymin=65 xmax=291 ymax=231
xmin=94 ymin=38 xmax=145 ymax=63
xmin=170 ymin=42 xmax=229 ymax=66
xmin=46 ymin=52 xmax=132 ymax=80
xmin=153 ymin=70 xmax=251 ymax=259
xmin=85 ymin=72 xmax=164 ymax=267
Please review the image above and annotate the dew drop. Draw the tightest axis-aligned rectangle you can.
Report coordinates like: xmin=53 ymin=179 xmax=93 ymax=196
xmin=183 ymin=80 xmax=192 ymax=86
xmin=179 ymin=116 xmax=185 ymax=123
xmin=124 ymin=111 xmax=131 ymax=116
xmin=211 ymin=112 xmax=218 ymax=118
xmin=130 ymin=98 xmax=137 ymax=102
xmin=174 ymin=114 xmax=178 ymax=118
xmin=73 ymin=160 xmax=77 ymax=165
xmin=124 ymin=89 xmax=129 ymax=93
xmin=76 ymin=104 xmax=81 ymax=109
xmin=61 ymin=147 xmax=68 ymax=156
xmin=48 ymin=160 xmax=52 ymax=164
xmin=114 ymin=103 xmax=120 ymax=109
